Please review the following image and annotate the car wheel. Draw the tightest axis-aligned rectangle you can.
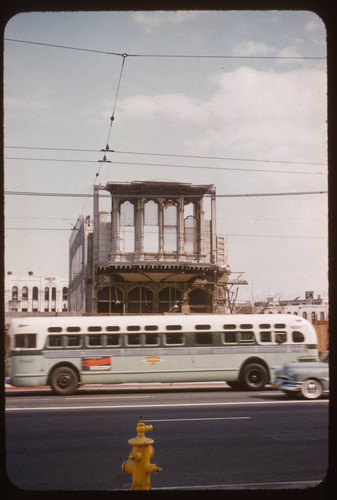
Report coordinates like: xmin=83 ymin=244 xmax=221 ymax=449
xmin=301 ymin=379 xmax=323 ymax=399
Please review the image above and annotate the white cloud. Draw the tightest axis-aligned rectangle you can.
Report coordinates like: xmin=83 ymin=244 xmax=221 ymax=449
xmin=233 ymin=41 xmax=273 ymax=56
xmin=132 ymin=11 xmax=200 ymax=32
xmin=119 ymin=66 xmax=327 ymax=165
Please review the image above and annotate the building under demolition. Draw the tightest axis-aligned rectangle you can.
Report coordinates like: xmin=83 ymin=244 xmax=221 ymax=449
xmin=68 ymin=180 xmax=241 ymax=314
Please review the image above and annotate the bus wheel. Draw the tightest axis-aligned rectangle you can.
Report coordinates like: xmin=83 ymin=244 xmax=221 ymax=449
xmin=50 ymin=366 xmax=79 ymax=395
xmin=301 ymin=379 xmax=323 ymax=399
xmin=241 ymin=363 xmax=268 ymax=391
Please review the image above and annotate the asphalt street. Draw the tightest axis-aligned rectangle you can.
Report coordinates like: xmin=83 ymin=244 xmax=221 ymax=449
xmin=5 ymin=386 xmax=329 ymax=492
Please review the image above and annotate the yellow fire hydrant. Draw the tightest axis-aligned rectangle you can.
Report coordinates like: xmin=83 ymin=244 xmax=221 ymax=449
xmin=122 ymin=416 xmax=162 ymax=490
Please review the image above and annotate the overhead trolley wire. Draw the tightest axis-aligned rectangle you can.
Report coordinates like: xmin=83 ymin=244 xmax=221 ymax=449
xmin=5 ymin=146 xmax=328 ymax=167
xmin=4 ymin=190 xmax=328 ymax=198
xmin=4 ymin=156 xmax=327 ymax=176
xmin=4 ymin=38 xmax=326 ymax=60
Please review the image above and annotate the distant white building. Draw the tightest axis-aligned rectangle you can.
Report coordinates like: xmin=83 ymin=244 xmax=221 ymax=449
xmin=5 ymin=272 xmax=68 ymax=313
xmin=253 ymin=291 xmax=329 ymax=324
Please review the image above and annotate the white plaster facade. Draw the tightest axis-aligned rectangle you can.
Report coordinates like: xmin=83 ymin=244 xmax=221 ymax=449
xmin=5 ymin=273 xmax=69 ymax=313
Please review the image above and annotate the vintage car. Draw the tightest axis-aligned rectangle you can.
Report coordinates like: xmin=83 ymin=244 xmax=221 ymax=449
xmin=272 ymin=351 xmax=329 ymax=399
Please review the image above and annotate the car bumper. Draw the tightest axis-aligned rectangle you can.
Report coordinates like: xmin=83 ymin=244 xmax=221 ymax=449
xmin=271 ymin=377 xmax=302 ymax=392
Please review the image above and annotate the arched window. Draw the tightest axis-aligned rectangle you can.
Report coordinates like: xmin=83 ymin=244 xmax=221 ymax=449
xmin=311 ymin=312 xmax=317 ymax=325
xmin=184 ymin=203 xmax=198 ymax=253
xmin=302 ymin=312 xmax=307 ymax=320
xmin=22 ymin=286 xmax=28 ymax=300
xmin=32 ymin=286 xmax=38 ymax=300
xmin=97 ymin=286 xmax=123 ymax=313
xmin=158 ymin=287 xmax=181 ymax=313
xmin=62 ymin=287 xmax=68 ymax=301
xmin=144 ymin=200 xmax=159 ymax=252
xmin=51 ymin=287 xmax=56 ymax=301
xmin=45 ymin=287 xmax=49 ymax=301
xmin=128 ymin=287 xmax=153 ymax=313
xmin=164 ymin=204 xmax=177 ymax=252
xmin=12 ymin=286 xmax=18 ymax=300
xmin=120 ymin=201 xmax=135 ymax=252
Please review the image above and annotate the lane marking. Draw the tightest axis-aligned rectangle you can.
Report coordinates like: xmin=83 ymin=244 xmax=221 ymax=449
xmin=6 ymin=399 xmax=329 ymax=412
xmin=152 ymin=479 xmax=323 ymax=490
xmin=150 ymin=417 xmax=250 ymax=422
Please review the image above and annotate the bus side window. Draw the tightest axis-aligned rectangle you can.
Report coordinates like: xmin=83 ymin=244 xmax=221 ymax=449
xmin=126 ymin=334 xmax=141 ymax=346
xmin=260 ymin=331 xmax=271 ymax=342
xmin=275 ymin=332 xmax=287 ymax=344
xmin=48 ymin=335 xmax=63 ymax=348
xmin=66 ymin=335 xmax=81 ymax=347
xmin=239 ymin=331 xmax=255 ymax=343
xmin=105 ymin=334 xmax=121 ymax=346
xmin=222 ymin=332 xmax=237 ymax=344
xmin=144 ymin=333 xmax=159 ymax=345
xmin=292 ymin=331 xmax=305 ymax=343
xmin=15 ymin=334 xmax=36 ymax=348
xmin=164 ymin=332 xmax=184 ymax=345
xmin=87 ymin=334 xmax=103 ymax=346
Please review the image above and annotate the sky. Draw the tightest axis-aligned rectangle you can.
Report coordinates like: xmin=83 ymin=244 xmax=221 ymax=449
xmin=4 ymin=10 xmax=328 ymax=303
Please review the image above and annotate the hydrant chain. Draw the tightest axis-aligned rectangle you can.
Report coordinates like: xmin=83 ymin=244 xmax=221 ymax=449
xmin=121 ymin=417 xmax=162 ymax=490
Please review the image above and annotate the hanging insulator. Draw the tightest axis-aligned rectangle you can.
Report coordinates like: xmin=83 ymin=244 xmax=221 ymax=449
xmin=110 ymin=115 xmax=115 ymax=122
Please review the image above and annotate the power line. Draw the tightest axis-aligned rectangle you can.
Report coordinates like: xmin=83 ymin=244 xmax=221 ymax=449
xmin=4 ymin=156 xmax=326 ymax=176
xmin=4 ymin=190 xmax=328 ymax=198
xmin=4 ymin=38 xmax=326 ymax=60
xmin=5 ymin=146 xmax=328 ymax=167
xmin=5 ymin=227 xmax=325 ymax=239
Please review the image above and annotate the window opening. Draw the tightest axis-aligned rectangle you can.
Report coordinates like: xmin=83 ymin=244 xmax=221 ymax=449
xmin=48 ymin=327 xmax=62 ymax=333
xmin=22 ymin=286 xmax=28 ymax=300
xmin=195 ymin=324 xmax=211 ymax=330
xmin=164 ymin=204 xmax=177 ymax=252
xmin=239 ymin=332 xmax=255 ymax=343
xmin=292 ymin=331 xmax=305 ymax=343
xmin=66 ymin=335 xmax=81 ymax=347
xmin=165 ymin=332 xmax=184 ymax=345
xmin=158 ymin=287 xmax=181 ymax=313
xmin=259 ymin=324 xmax=271 ymax=329
xmin=48 ymin=335 xmax=63 ymax=347
xmin=106 ymin=325 xmax=120 ymax=332
xmin=222 ymin=332 xmax=237 ymax=343
xmin=223 ymin=324 xmax=236 ymax=330
xmin=144 ymin=333 xmax=159 ymax=345
xmin=120 ymin=201 xmax=135 ymax=252
xmin=32 ymin=286 xmax=39 ymax=300
xmin=127 ymin=325 xmax=141 ymax=331
xmin=126 ymin=334 xmax=141 ymax=346
xmin=260 ymin=331 xmax=272 ymax=342
xmin=87 ymin=335 xmax=103 ymax=346
xmin=67 ymin=326 xmax=81 ymax=332
xmin=240 ymin=324 xmax=253 ymax=329
xmin=105 ymin=334 xmax=121 ymax=346
xmin=144 ymin=200 xmax=159 ymax=252
xmin=128 ymin=287 xmax=153 ymax=313
xmin=275 ymin=332 xmax=287 ymax=344
xmin=88 ymin=326 xmax=102 ymax=332
xmin=15 ymin=334 xmax=36 ymax=348
xmin=12 ymin=286 xmax=18 ymax=300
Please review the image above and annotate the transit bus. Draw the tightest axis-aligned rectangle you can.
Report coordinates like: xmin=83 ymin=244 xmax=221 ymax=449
xmin=6 ymin=314 xmax=318 ymax=395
